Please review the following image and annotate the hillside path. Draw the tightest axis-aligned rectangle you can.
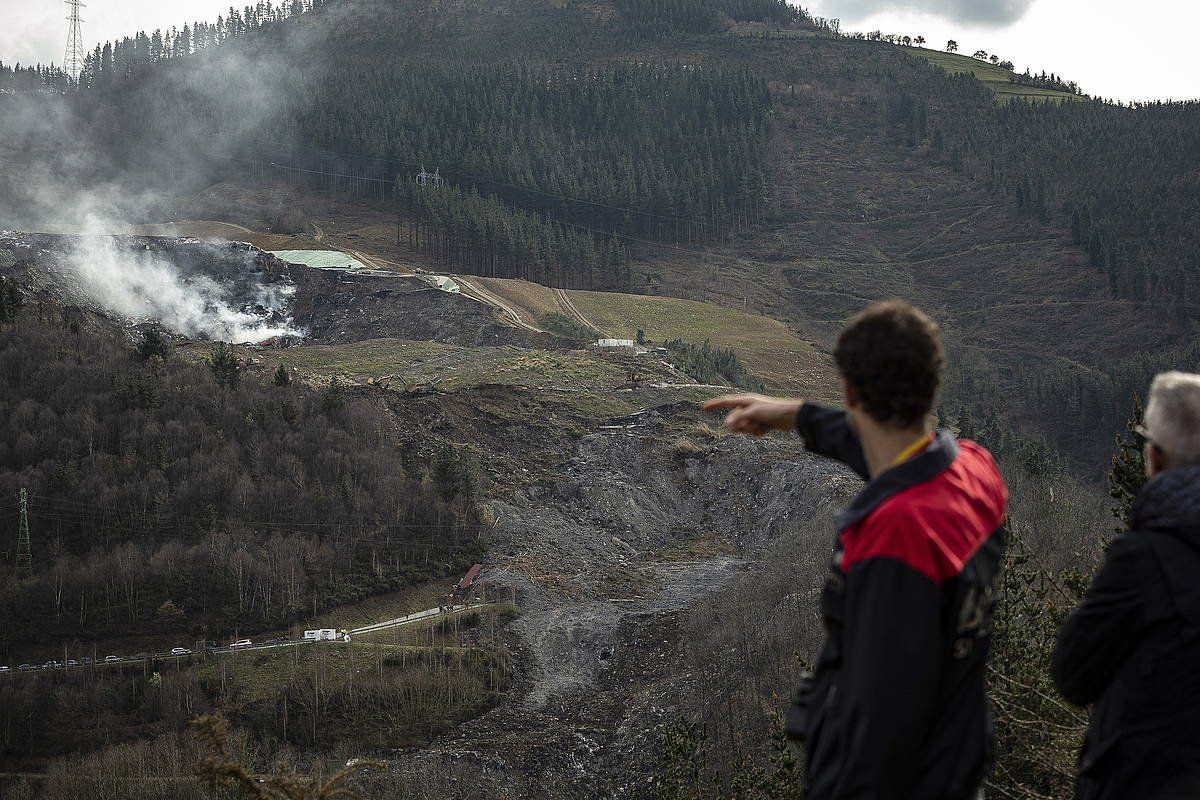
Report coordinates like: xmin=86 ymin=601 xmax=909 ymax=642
xmin=456 ymin=276 xmax=544 ymax=333
xmin=554 ymin=288 xmax=602 ymax=334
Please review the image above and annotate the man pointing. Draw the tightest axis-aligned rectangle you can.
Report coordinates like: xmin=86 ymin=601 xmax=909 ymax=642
xmin=705 ymin=300 xmax=1008 ymax=800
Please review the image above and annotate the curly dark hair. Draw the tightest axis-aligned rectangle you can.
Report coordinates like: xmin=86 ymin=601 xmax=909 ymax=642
xmin=834 ymin=301 xmax=944 ymax=428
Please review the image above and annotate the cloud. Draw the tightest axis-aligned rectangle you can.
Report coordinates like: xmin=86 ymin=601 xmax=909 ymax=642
xmin=815 ymin=0 xmax=1037 ymax=26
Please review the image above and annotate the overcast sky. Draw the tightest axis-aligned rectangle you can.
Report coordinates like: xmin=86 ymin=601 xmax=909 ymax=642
xmin=805 ymin=0 xmax=1198 ymax=101
xmin=1 ymin=0 xmax=1196 ymax=101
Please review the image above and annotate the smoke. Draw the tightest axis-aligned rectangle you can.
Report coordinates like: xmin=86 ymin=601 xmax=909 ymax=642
xmin=65 ymin=218 xmax=303 ymax=343
xmin=0 ymin=5 xmax=355 ymax=342
xmin=815 ymin=0 xmax=1036 ymax=26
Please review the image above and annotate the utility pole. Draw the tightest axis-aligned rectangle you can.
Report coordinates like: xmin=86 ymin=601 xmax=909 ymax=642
xmin=64 ymin=0 xmax=87 ymax=85
xmin=16 ymin=488 xmax=32 ymax=576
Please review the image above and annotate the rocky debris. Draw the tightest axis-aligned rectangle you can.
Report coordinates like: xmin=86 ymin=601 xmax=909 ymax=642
xmin=400 ymin=402 xmax=853 ymax=798
xmin=0 ymin=231 xmax=556 ymax=349
xmin=1 ymin=229 xmax=853 ymax=797
xmin=285 ymin=266 xmax=548 ymax=348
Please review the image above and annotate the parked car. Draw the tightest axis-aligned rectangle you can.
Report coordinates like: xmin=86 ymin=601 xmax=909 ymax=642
xmin=65 ymin=659 xmax=79 ymax=667
xmin=18 ymin=664 xmax=32 ymax=671
xmin=230 ymin=639 xmax=252 ymax=648
xmin=103 ymin=655 xmax=120 ymax=663
xmin=170 ymin=647 xmax=190 ymax=656
xmin=81 ymin=657 xmax=92 ymax=665
xmin=44 ymin=661 xmax=59 ymax=669
xmin=0 ymin=666 xmax=9 ymax=673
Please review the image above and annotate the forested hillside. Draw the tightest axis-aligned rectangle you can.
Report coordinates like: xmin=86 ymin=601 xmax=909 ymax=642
xmin=4 ymin=0 xmax=1196 ymax=467
xmin=12 ymin=0 xmax=1199 ymax=310
xmin=929 ymin=96 xmax=1200 ymax=306
xmin=0 ymin=300 xmax=481 ymax=648
xmin=4 ymin=0 xmax=1200 ymax=796
xmin=302 ymin=61 xmax=771 ymax=235
xmin=395 ymin=180 xmax=634 ymax=290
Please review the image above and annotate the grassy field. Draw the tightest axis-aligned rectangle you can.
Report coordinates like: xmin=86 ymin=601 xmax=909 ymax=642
xmin=244 ymin=338 xmax=685 ymax=392
xmin=564 ymin=290 xmax=829 ymax=394
xmin=301 ymin=580 xmax=452 ymax=632
xmin=190 ymin=605 xmax=514 ymax=748
xmin=473 ymin=277 xmax=562 ymax=326
xmin=907 ymin=47 xmax=1081 ymax=103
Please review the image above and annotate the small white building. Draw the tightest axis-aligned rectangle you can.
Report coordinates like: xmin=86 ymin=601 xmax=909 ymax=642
xmin=596 ymin=338 xmax=636 ymax=348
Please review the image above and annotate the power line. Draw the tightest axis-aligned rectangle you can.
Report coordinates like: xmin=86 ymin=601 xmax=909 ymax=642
xmin=225 ymin=154 xmax=730 ymax=255
xmin=217 ymin=153 xmax=1200 ymax=313
xmin=229 ymin=135 xmax=729 ymax=227
xmin=25 ymin=493 xmax=478 ymax=538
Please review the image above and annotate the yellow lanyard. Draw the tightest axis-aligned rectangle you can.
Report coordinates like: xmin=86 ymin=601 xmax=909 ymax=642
xmin=890 ymin=432 xmax=935 ymax=468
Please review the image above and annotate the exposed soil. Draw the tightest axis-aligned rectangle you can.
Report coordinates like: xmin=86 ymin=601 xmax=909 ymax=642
xmin=1 ymin=230 xmax=853 ymax=798
xmin=380 ymin=395 xmax=853 ymax=799
xmin=0 ymin=232 xmax=552 ymax=349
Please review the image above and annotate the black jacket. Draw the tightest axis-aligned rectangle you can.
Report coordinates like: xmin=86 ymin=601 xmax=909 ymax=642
xmin=1052 ymin=463 xmax=1200 ymax=800
xmin=792 ymin=404 xmax=1008 ymax=800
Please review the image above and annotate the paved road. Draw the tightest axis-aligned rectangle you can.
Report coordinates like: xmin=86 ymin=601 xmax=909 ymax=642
xmin=0 ymin=602 xmax=494 ymax=678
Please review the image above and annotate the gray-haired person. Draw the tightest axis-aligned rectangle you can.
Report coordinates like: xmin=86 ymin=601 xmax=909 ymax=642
xmin=1053 ymin=371 xmax=1200 ymax=799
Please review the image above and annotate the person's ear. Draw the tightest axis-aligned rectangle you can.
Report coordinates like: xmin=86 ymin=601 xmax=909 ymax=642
xmin=1145 ymin=441 xmax=1165 ymax=478
xmin=841 ymin=376 xmax=858 ymax=410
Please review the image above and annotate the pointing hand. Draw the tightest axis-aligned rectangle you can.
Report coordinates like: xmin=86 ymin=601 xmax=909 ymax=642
xmin=701 ymin=394 xmax=804 ymax=437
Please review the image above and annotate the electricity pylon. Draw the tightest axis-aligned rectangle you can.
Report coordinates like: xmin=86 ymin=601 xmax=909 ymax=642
xmin=64 ymin=0 xmax=87 ymax=85
xmin=15 ymin=488 xmax=32 ymax=576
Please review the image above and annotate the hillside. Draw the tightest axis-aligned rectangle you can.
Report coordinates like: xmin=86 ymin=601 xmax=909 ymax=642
xmin=907 ymin=46 xmax=1082 ymax=103
xmin=1 ymin=0 xmax=1197 ymax=796
xmin=0 ymin=226 xmax=846 ymax=798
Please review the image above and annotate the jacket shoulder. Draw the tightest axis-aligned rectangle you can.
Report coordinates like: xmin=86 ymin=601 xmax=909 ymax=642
xmin=841 ymin=442 xmax=1008 ymax=583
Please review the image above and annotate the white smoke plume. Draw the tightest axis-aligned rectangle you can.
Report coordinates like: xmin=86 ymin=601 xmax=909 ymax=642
xmin=65 ymin=219 xmax=303 ymax=343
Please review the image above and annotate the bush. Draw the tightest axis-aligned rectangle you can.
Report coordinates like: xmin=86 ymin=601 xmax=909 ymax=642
xmin=538 ymin=312 xmax=597 ymax=345
xmin=664 ymin=339 xmax=765 ymax=391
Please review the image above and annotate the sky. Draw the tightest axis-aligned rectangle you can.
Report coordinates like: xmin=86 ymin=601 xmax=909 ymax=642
xmin=0 ymin=0 xmax=1196 ymax=102
xmin=804 ymin=0 xmax=1199 ymax=101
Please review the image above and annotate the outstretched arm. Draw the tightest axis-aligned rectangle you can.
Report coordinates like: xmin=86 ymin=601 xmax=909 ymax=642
xmin=702 ymin=395 xmax=868 ymax=478
xmin=794 ymin=402 xmax=868 ymax=479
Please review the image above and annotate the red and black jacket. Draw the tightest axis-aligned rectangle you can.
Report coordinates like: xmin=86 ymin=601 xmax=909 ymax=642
xmin=790 ymin=403 xmax=1008 ymax=800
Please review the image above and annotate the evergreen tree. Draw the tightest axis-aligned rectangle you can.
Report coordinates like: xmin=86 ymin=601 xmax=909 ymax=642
xmin=273 ymin=362 xmax=292 ymax=386
xmin=136 ymin=325 xmax=171 ymax=362
xmin=0 ymin=276 xmax=23 ymax=324
xmin=321 ymin=375 xmax=346 ymax=413
xmin=208 ymin=342 xmax=240 ymax=389
xmin=1108 ymin=396 xmax=1146 ymax=528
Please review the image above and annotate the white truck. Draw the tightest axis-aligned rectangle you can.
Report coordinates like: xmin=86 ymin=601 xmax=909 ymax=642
xmin=302 ymin=628 xmax=338 ymax=641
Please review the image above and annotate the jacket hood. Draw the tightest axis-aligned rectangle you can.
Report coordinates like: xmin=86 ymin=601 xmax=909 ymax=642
xmin=1130 ymin=462 xmax=1200 ymax=537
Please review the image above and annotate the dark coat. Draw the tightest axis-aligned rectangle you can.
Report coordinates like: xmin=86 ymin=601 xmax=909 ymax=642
xmin=1052 ymin=463 xmax=1200 ymax=800
xmin=792 ymin=404 xmax=1008 ymax=800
